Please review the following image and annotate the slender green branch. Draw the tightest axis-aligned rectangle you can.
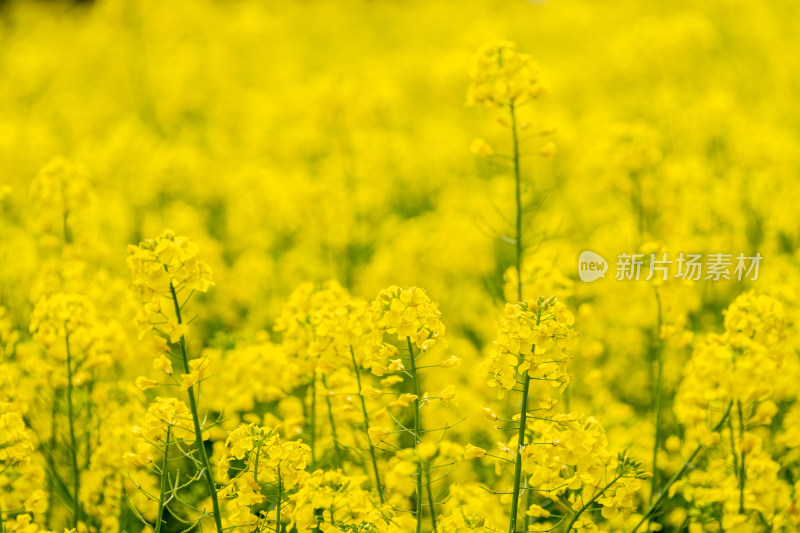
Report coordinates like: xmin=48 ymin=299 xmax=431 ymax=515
xmin=322 ymin=374 xmax=343 ymax=469
xmin=631 ymin=402 xmax=733 ymax=533
xmin=507 ymin=101 xmax=532 ymax=533
xmin=426 ymin=464 xmax=438 ymax=532
xmin=508 ymin=371 xmax=530 ymax=533
xmin=168 ymin=281 xmax=224 ymax=533
xmin=155 ymin=428 xmax=172 ymax=533
xmin=407 ymin=337 xmax=424 ymax=533
xmin=310 ymin=374 xmax=317 ymax=469
xmin=737 ymin=400 xmax=746 ymax=514
xmin=276 ymin=465 xmax=282 ymax=533
xmin=350 ymin=346 xmax=384 ymax=502
xmin=647 ymin=287 xmax=664 ymax=531
xmin=65 ymin=331 xmax=81 ymax=528
xmin=510 ymin=101 xmax=523 ymax=304
xmin=564 ymin=473 xmax=626 ymax=532
xmin=46 ymin=399 xmax=58 ymax=528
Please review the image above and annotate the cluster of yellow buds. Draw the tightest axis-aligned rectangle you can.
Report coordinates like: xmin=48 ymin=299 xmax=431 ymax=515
xmin=124 ymin=397 xmax=196 ymax=467
xmin=29 ymin=293 xmax=112 ymax=385
xmin=274 ymin=280 xmax=369 ymax=370
xmin=291 ymin=470 xmax=405 ymax=532
xmin=216 ymin=423 xmax=310 ymax=529
xmin=367 ymin=285 xmax=446 ymax=353
xmin=676 ymin=292 xmax=788 ymax=430
xmin=28 ymin=158 xmax=93 ymax=240
xmin=481 ymin=296 xmax=577 ymax=397
xmin=127 ymin=230 xmax=213 ymax=340
xmin=467 ymin=39 xmax=544 ymax=108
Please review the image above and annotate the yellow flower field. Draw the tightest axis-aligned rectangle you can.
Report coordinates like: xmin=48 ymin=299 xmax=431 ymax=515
xmin=1 ymin=0 xmax=799 ymax=532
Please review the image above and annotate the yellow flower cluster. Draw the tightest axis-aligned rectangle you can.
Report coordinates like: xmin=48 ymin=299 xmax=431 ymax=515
xmin=127 ymin=230 xmax=214 ymax=341
xmin=274 ymin=280 xmax=369 ymax=370
xmin=367 ymin=285 xmax=446 ymax=354
xmin=481 ymin=297 xmax=577 ymax=397
xmin=675 ymin=292 xmax=787 ymax=430
xmin=670 ymin=293 xmax=795 ymax=530
xmin=467 ymin=39 xmax=543 ymax=108
xmin=28 ymin=158 xmax=92 ymax=241
xmin=125 ymin=397 xmax=196 ymax=467
xmin=29 ymin=293 xmax=112 ymax=385
xmin=1 ymin=401 xmax=47 ymax=517
xmin=216 ymin=423 xmax=310 ymax=529
xmin=291 ymin=470 xmax=407 ymax=533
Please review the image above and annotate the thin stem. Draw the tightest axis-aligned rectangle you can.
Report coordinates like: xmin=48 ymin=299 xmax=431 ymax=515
xmin=647 ymin=287 xmax=664 ymax=530
xmin=508 ymin=372 xmax=530 ymax=533
xmin=322 ymin=375 xmax=343 ymax=469
xmin=276 ymin=465 xmax=282 ymax=533
xmin=524 ymin=478 xmax=533 ymax=530
xmin=407 ymin=337 xmax=423 ymax=533
xmin=737 ymin=400 xmax=746 ymax=514
xmin=46 ymin=398 xmax=57 ymax=528
xmin=350 ymin=346 xmax=384 ymax=502
xmin=168 ymin=281 xmax=224 ymax=533
xmin=63 ymin=209 xmax=72 ymax=245
xmin=426 ymin=464 xmax=438 ymax=532
xmin=564 ymin=473 xmax=626 ymax=532
xmin=507 ymin=97 xmax=533 ymax=533
xmin=631 ymin=402 xmax=733 ymax=533
xmin=510 ymin=101 xmax=523 ymax=303
xmin=155 ymin=428 xmax=172 ymax=533
xmin=310 ymin=374 xmax=317 ymax=469
xmin=65 ymin=332 xmax=81 ymax=529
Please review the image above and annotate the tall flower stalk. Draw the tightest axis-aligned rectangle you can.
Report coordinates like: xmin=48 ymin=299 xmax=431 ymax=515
xmin=154 ymin=427 xmax=171 ymax=533
xmin=167 ymin=280 xmax=224 ymax=531
xmin=64 ymin=333 xmax=81 ymax=528
xmin=365 ymin=285 xmax=452 ymax=532
xmin=647 ymin=285 xmax=664 ymax=525
xmin=124 ymin=397 xmax=212 ymax=532
xmin=127 ymin=230 xmax=221 ymax=532
xmin=30 ymin=294 xmax=104 ymax=530
xmin=467 ymin=39 xmax=549 ymax=532
xmin=350 ymin=346 xmax=385 ymax=502
xmin=407 ymin=337 xmax=425 ymax=533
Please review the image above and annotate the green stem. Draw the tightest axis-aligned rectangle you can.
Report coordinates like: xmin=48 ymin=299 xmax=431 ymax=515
xmin=276 ymin=465 xmax=282 ymax=533
xmin=168 ymin=281 xmax=224 ymax=533
xmin=510 ymin=101 xmax=523 ymax=303
xmin=509 ymin=307 xmax=540 ymax=533
xmin=65 ymin=332 xmax=81 ymax=528
xmin=631 ymin=402 xmax=733 ymax=533
xmin=508 ymin=372 xmax=530 ymax=533
xmin=350 ymin=347 xmax=384 ymax=502
xmin=46 ymin=399 xmax=57 ymax=528
xmin=310 ymin=374 xmax=317 ymax=470
xmin=728 ymin=415 xmax=739 ymax=482
xmin=155 ymin=428 xmax=171 ymax=533
xmin=565 ymin=473 xmax=626 ymax=532
xmin=407 ymin=337 xmax=423 ymax=533
xmin=647 ymin=288 xmax=664 ymax=527
xmin=524 ymin=480 xmax=533 ymax=530
xmin=426 ymin=464 xmax=438 ymax=532
xmin=322 ymin=374 xmax=343 ymax=469
xmin=507 ymin=97 xmax=532 ymax=533
xmin=737 ymin=400 xmax=746 ymax=514
xmin=63 ymin=208 xmax=72 ymax=245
